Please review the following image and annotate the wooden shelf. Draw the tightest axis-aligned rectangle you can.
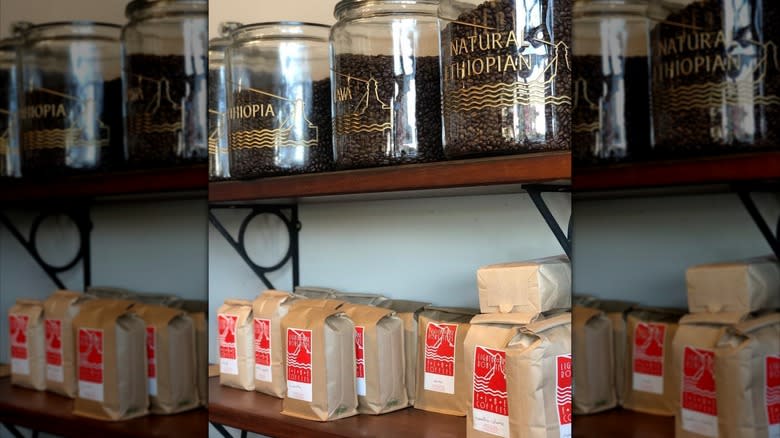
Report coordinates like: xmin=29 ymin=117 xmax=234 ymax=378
xmin=208 ymin=377 xmax=466 ymax=438
xmin=209 ymin=152 xmax=571 ymax=204
xmin=573 ymin=151 xmax=780 ymax=192
xmin=573 ymin=409 xmax=674 ymax=438
xmin=0 ymin=165 xmax=207 ymax=203
xmin=0 ymin=377 xmax=207 ymax=438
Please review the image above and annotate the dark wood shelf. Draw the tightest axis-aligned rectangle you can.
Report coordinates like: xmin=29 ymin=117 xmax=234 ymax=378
xmin=573 ymin=151 xmax=780 ymax=192
xmin=208 ymin=377 xmax=466 ymax=438
xmin=209 ymin=152 xmax=571 ymax=204
xmin=0 ymin=377 xmax=207 ymax=438
xmin=573 ymin=409 xmax=674 ymax=438
xmin=0 ymin=164 xmax=207 ymax=203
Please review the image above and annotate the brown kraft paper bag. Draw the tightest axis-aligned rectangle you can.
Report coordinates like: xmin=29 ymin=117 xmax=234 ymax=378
xmin=686 ymin=256 xmax=780 ymax=314
xmin=190 ymin=311 xmax=208 ymax=406
xmin=334 ymin=292 xmax=389 ymax=306
xmin=477 ymin=255 xmax=571 ymax=314
xmin=43 ymin=290 xmax=93 ymax=397
xmin=134 ymin=304 xmax=199 ymax=414
xmin=414 ymin=306 xmax=479 ymax=416
xmin=217 ymin=299 xmax=254 ymax=390
xmin=464 ymin=312 xmax=535 ymax=438
xmin=715 ymin=312 xmax=780 ymax=438
xmin=252 ymin=290 xmax=303 ymax=398
xmin=289 ymin=298 xmax=345 ymax=310
xmin=595 ymin=299 xmax=635 ymax=405
xmin=281 ymin=306 xmax=358 ymax=421
xmin=293 ymin=286 xmax=339 ymax=299
xmin=72 ymin=299 xmax=148 ymax=421
xmin=377 ymin=299 xmax=430 ymax=405
xmin=623 ymin=307 xmax=685 ymax=416
xmin=672 ymin=312 xmax=749 ymax=438
xmin=9 ymin=299 xmax=46 ymax=390
xmin=506 ymin=312 xmax=572 ymax=438
xmin=573 ymin=306 xmax=616 ymax=414
xmin=340 ymin=303 xmax=407 ymax=414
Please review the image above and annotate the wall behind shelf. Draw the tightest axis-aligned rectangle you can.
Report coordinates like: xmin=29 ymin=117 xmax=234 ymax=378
xmin=0 ymin=0 xmax=125 ymax=38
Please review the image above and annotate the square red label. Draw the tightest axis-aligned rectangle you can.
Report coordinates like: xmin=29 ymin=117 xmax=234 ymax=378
xmin=45 ymin=319 xmax=63 ymax=366
xmin=218 ymin=314 xmax=238 ymax=360
xmin=424 ymin=323 xmax=457 ymax=377
xmin=78 ymin=328 xmax=103 ymax=384
xmin=682 ymin=346 xmax=717 ymax=416
xmin=287 ymin=328 xmax=312 ymax=384
xmin=355 ymin=326 xmax=365 ymax=379
xmin=634 ymin=322 xmax=666 ymax=376
xmin=255 ymin=318 xmax=271 ymax=367
xmin=557 ymin=354 xmax=573 ymax=426
xmin=473 ymin=346 xmax=508 ymax=416
xmin=146 ymin=326 xmax=156 ymax=378
xmin=9 ymin=314 xmax=29 ymax=360
xmin=767 ymin=355 xmax=780 ymax=425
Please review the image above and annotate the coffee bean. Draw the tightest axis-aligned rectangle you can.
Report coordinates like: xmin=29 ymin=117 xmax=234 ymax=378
xmin=440 ymin=0 xmax=571 ymax=158
xmin=332 ymin=54 xmax=444 ymax=168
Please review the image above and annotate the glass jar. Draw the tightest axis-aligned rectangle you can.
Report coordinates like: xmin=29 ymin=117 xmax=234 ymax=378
xmin=122 ymin=0 xmax=208 ymax=167
xmin=439 ymin=0 xmax=572 ymax=158
xmin=0 ymin=31 xmax=22 ymax=178
xmin=650 ymin=0 xmax=780 ymax=157
xmin=331 ymin=0 xmax=444 ymax=169
xmin=572 ymin=0 xmax=653 ymax=166
xmin=19 ymin=22 xmax=123 ymax=177
xmin=227 ymin=22 xmax=333 ymax=179
xmin=208 ymin=22 xmax=240 ymax=181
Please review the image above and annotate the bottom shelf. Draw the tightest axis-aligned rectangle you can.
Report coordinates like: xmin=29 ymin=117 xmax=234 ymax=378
xmin=0 ymin=377 xmax=207 ymax=438
xmin=573 ymin=408 xmax=674 ymax=437
xmin=208 ymin=377 xmax=466 ymax=438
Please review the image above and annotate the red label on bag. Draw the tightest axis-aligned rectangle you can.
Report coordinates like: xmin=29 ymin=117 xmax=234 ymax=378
xmin=9 ymin=314 xmax=29 ymax=360
xmin=557 ymin=354 xmax=573 ymax=427
xmin=634 ymin=323 xmax=666 ymax=376
xmin=287 ymin=328 xmax=312 ymax=384
xmin=425 ymin=322 xmax=457 ymax=376
xmin=146 ymin=326 xmax=156 ymax=378
xmin=218 ymin=314 xmax=238 ymax=360
xmin=45 ymin=319 xmax=62 ymax=366
xmin=355 ymin=326 xmax=365 ymax=379
xmin=78 ymin=328 xmax=103 ymax=384
xmin=255 ymin=318 xmax=271 ymax=367
xmin=473 ymin=346 xmax=508 ymax=415
xmin=767 ymin=355 xmax=780 ymax=425
xmin=682 ymin=347 xmax=717 ymax=416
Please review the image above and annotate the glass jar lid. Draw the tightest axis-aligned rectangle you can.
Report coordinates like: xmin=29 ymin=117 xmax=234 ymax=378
xmin=574 ymin=0 xmax=650 ymax=18
xmin=334 ymin=0 xmax=439 ymax=20
xmin=125 ymin=0 xmax=207 ymax=20
xmin=209 ymin=21 xmax=242 ymax=51
xmin=21 ymin=21 xmax=121 ymax=43
xmin=229 ymin=21 xmax=330 ymax=45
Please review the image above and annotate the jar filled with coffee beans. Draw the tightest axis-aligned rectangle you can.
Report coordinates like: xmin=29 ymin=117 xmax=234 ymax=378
xmin=0 ymin=29 xmax=23 ymax=178
xmin=122 ymin=0 xmax=208 ymax=167
xmin=208 ymin=22 xmax=240 ymax=181
xmin=439 ymin=0 xmax=572 ymax=158
xmin=19 ymin=22 xmax=123 ymax=177
xmin=227 ymin=22 xmax=332 ymax=179
xmin=331 ymin=0 xmax=444 ymax=169
xmin=573 ymin=0 xmax=653 ymax=166
xmin=651 ymin=0 xmax=780 ymax=157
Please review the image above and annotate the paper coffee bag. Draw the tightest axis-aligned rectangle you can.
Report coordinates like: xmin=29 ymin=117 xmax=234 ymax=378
xmin=573 ymin=306 xmax=616 ymax=414
xmin=134 ymin=304 xmax=199 ymax=414
xmin=280 ymin=306 xmax=358 ymax=421
xmin=464 ymin=312 xmax=534 ymax=438
xmin=623 ymin=307 xmax=685 ymax=416
xmin=686 ymin=256 xmax=780 ymax=314
xmin=134 ymin=292 xmax=182 ymax=308
xmin=72 ymin=299 xmax=148 ymax=421
xmin=9 ymin=299 xmax=46 ymax=390
xmin=672 ymin=312 xmax=749 ymax=438
xmin=506 ymin=312 xmax=572 ymax=438
xmin=335 ymin=292 xmax=389 ymax=306
xmin=377 ymin=299 xmax=429 ymax=405
xmin=477 ymin=255 xmax=571 ymax=314
xmin=43 ymin=290 xmax=93 ymax=397
xmin=595 ymin=299 xmax=635 ymax=405
xmin=293 ymin=286 xmax=339 ymax=299
xmin=573 ymin=294 xmax=598 ymax=307
xmin=85 ymin=286 xmax=136 ymax=300
xmin=715 ymin=313 xmax=780 ymax=438
xmin=252 ymin=290 xmax=303 ymax=398
xmin=414 ymin=306 xmax=478 ymax=416
xmin=217 ymin=299 xmax=254 ymax=391
xmin=191 ymin=311 xmax=208 ymax=406
xmin=289 ymin=298 xmax=344 ymax=310
xmin=340 ymin=303 xmax=407 ymax=414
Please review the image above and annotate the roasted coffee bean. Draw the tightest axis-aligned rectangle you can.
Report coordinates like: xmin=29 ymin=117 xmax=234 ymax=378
xmin=125 ymin=54 xmax=208 ymax=167
xmin=21 ymin=76 xmax=123 ymax=177
xmin=651 ymin=0 xmax=780 ymax=157
xmin=228 ymin=78 xmax=333 ymax=178
xmin=573 ymin=55 xmax=651 ymax=166
xmin=332 ymin=54 xmax=444 ymax=168
xmin=440 ymin=0 xmax=571 ymax=158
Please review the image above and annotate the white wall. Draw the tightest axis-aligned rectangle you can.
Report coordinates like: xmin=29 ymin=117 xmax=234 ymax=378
xmin=208 ymin=0 xmax=340 ymax=38
xmin=0 ymin=0 xmax=126 ymax=38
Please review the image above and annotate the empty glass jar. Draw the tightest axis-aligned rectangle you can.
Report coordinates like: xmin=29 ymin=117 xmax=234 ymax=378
xmin=122 ymin=0 xmax=208 ymax=167
xmin=439 ymin=0 xmax=572 ymax=158
xmin=572 ymin=0 xmax=653 ymax=166
xmin=0 ymin=31 xmax=22 ymax=178
xmin=208 ymin=22 xmax=240 ymax=181
xmin=227 ymin=22 xmax=333 ymax=179
xmin=330 ymin=0 xmax=444 ymax=168
xmin=19 ymin=22 xmax=123 ymax=176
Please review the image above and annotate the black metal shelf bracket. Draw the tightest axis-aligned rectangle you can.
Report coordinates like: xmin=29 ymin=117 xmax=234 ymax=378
xmin=210 ymin=422 xmax=247 ymax=438
xmin=736 ymin=190 xmax=780 ymax=259
xmin=523 ymin=184 xmax=572 ymax=259
xmin=208 ymin=205 xmax=300 ymax=290
xmin=0 ymin=207 xmax=92 ymax=290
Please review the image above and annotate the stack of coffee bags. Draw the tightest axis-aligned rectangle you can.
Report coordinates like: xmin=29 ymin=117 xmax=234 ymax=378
xmin=9 ymin=299 xmax=46 ymax=390
xmin=217 ymin=299 xmax=255 ymax=391
xmin=464 ymin=255 xmax=572 ymax=437
xmin=43 ymin=290 xmax=93 ymax=397
xmin=252 ymin=290 xmax=304 ymax=397
xmin=177 ymin=299 xmax=209 ymax=406
xmin=377 ymin=299 xmax=429 ymax=406
xmin=672 ymin=256 xmax=780 ymax=437
xmin=595 ymin=299 xmax=635 ymax=406
xmin=572 ymin=305 xmax=615 ymax=414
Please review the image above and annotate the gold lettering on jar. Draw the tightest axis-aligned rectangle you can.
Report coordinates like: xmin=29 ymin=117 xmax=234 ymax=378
xmin=20 ymin=103 xmax=67 ymax=120
xmin=228 ymin=103 xmax=276 ymax=120
xmin=335 ymin=87 xmax=352 ymax=102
